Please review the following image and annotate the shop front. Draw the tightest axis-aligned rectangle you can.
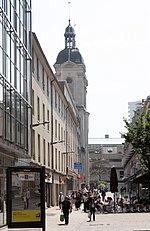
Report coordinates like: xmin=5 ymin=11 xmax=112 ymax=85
xmin=133 ymin=173 xmax=150 ymax=203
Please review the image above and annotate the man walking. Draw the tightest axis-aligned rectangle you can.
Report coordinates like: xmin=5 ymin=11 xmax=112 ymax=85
xmin=62 ymin=196 xmax=72 ymax=225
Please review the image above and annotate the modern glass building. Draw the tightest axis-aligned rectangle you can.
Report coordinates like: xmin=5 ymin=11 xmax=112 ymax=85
xmin=0 ymin=0 xmax=32 ymax=226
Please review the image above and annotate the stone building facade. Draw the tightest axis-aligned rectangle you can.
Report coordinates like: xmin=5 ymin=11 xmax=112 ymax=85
xmin=54 ymin=20 xmax=89 ymax=187
xmin=32 ymin=33 xmax=80 ymax=206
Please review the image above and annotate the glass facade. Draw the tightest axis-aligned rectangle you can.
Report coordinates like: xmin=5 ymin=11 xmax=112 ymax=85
xmin=0 ymin=0 xmax=32 ymax=227
xmin=0 ymin=0 xmax=32 ymax=149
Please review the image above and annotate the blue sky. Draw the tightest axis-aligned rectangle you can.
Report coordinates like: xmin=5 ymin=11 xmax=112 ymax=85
xmin=32 ymin=0 xmax=150 ymax=141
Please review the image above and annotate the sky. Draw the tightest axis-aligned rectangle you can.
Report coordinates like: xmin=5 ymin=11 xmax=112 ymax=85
xmin=32 ymin=0 xmax=150 ymax=142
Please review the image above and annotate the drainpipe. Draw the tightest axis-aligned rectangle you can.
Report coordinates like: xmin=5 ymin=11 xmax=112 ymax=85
xmin=51 ymin=78 xmax=55 ymax=206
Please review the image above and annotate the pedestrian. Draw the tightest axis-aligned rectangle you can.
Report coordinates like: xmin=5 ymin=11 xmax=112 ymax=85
xmin=101 ymin=190 xmax=106 ymax=202
xmin=26 ymin=189 xmax=30 ymax=209
xmin=83 ymin=193 xmax=88 ymax=212
xmin=71 ymin=190 xmax=76 ymax=206
xmin=95 ymin=196 xmax=103 ymax=213
xmin=62 ymin=196 xmax=72 ymax=225
xmin=75 ymin=192 xmax=82 ymax=210
xmin=103 ymin=197 xmax=114 ymax=213
xmin=58 ymin=192 xmax=64 ymax=209
xmin=22 ymin=190 xmax=27 ymax=209
xmin=88 ymin=196 xmax=96 ymax=222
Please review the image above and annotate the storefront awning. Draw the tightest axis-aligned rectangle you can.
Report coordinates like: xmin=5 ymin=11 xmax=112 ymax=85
xmin=133 ymin=172 xmax=150 ymax=183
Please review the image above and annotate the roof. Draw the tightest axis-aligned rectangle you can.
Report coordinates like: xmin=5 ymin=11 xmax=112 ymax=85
xmin=133 ymin=172 xmax=150 ymax=183
xmin=55 ymin=48 xmax=84 ymax=65
xmin=65 ymin=24 xmax=75 ymax=34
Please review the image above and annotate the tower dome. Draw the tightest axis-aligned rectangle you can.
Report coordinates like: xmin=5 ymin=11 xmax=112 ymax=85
xmin=55 ymin=20 xmax=84 ymax=65
xmin=65 ymin=23 xmax=75 ymax=35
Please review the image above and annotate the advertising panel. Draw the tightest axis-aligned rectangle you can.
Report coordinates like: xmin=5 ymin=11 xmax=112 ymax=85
xmin=7 ymin=167 xmax=45 ymax=229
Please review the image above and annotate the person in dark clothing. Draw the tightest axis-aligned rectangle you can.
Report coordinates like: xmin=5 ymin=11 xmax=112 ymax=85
xmin=88 ymin=196 xmax=96 ymax=222
xmin=75 ymin=192 xmax=82 ymax=210
xmin=101 ymin=190 xmax=106 ymax=202
xmin=62 ymin=196 xmax=72 ymax=225
xmin=83 ymin=193 xmax=88 ymax=212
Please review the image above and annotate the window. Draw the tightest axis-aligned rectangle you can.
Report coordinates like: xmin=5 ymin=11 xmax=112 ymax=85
xmin=43 ymin=139 xmax=46 ymax=165
xmin=61 ymin=154 xmax=64 ymax=172
xmin=58 ymin=123 xmax=60 ymax=140
xmin=120 ymin=171 xmax=124 ymax=178
xmin=32 ymin=48 xmax=34 ymax=73
xmin=61 ymin=100 xmax=63 ymax=117
xmin=64 ymin=106 xmax=66 ymax=120
xmin=61 ymin=127 xmax=63 ymax=141
xmin=55 ymin=89 xmax=57 ymax=108
xmin=109 ymin=159 xmax=122 ymax=162
xmin=55 ymin=148 xmax=57 ymax=170
xmin=66 ymin=77 xmax=72 ymax=83
xmin=47 ymin=75 xmax=49 ymax=96
xmin=64 ymin=130 xmax=65 ymax=146
xmin=55 ymin=120 xmax=57 ymax=138
xmin=43 ymin=103 xmax=45 ymax=124
xmin=58 ymin=151 xmax=61 ymax=171
xmin=48 ymin=142 xmax=50 ymax=167
xmin=58 ymin=95 xmax=60 ymax=113
xmin=37 ymin=57 xmax=39 ymax=80
xmin=32 ymin=90 xmax=34 ymax=115
xmin=47 ymin=109 xmax=50 ymax=131
xmin=38 ymin=134 xmax=41 ymax=162
xmin=37 ymin=96 xmax=40 ymax=120
xmin=42 ymin=67 xmax=45 ymax=90
xmin=32 ymin=130 xmax=35 ymax=160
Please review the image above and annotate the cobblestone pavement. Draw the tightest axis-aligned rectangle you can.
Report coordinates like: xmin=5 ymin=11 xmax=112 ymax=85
xmin=2 ymin=205 xmax=150 ymax=231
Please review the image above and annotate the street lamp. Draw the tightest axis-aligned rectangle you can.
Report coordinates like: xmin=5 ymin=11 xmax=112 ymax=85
xmin=32 ymin=121 xmax=50 ymax=127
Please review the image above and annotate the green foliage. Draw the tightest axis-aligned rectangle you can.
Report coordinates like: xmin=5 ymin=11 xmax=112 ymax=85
xmin=98 ymin=181 xmax=106 ymax=190
xmin=122 ymin=110 xmax=150 ymax=172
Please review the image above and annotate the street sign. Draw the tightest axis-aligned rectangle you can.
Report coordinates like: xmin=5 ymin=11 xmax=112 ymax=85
xmin=74 ymin=162 xmax=82 ymax=169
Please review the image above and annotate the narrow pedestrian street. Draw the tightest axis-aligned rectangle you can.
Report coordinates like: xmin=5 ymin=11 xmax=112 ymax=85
xmin=45 ymin=205 xmax=150 ymax=231
xmin=1 ymin=204 xmax=150 ymax=231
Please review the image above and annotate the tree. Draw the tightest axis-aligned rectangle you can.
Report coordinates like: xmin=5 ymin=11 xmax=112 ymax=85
xmin=122 ymin=109 xmax=150 ymax=172
xmin=97 ymin=181 xmax=106 ymax=190
xmin=90 ymin=158 xmax=109 ymax=181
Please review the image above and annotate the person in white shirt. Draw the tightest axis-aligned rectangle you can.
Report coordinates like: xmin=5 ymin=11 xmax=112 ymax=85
xmin=58 ymin=192 xmax=64 ymax=209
